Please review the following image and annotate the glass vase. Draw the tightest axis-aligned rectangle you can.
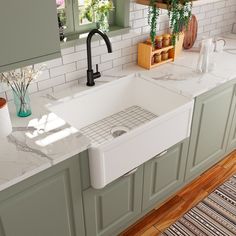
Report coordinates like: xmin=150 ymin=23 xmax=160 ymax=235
xmin=97 ymin=12 xmax=109 ymax=32
xmin=13 ymin=90 xmax=32 ymax=117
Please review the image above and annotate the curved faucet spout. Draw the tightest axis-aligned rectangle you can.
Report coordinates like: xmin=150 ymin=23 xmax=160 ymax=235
xmin=86 ymin=29 xmax=112 ymax=86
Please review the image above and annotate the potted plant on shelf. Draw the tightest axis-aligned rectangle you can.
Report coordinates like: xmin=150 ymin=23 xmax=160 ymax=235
xmin=167 ymin=0 xmax=192 ymax=45
xmin=82 ymin=0 xmax=114 ymax=32
xmin=148 ymin=0 xmax=160 ymax=48
xmin=147 ymin=0 xmax=192 ymax=47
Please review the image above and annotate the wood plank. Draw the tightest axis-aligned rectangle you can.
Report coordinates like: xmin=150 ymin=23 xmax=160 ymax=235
xmin=136 ymin=0 xmax=168 ymax=9
xmin=150 ymin=58 xmax=174 ymax=69
xmin=140 ymin=226 xmax=161 ymax=236
xmin=120 ymin=150 xmax=236 ymax=236
xmin=154 ymin=189 xmax=208 ymax=232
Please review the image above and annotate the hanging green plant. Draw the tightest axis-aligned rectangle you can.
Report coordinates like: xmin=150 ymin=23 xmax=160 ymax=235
xmin=167 ymin=0 xmax=192 ymax=45
xmin=148 ymin=0 xmax=160 ymax=48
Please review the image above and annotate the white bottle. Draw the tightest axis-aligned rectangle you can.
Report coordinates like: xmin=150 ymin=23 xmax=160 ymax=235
xmin=196 ymin=38 xmax=214 ymax=73
xmin=0 ymin=98 xmax=12 ymax=137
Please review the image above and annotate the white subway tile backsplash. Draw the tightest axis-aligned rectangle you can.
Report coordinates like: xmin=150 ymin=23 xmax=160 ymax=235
xmin=44 ymin=58 xmax=63 ymax=68
xmin=0 ymin=92 xmax=6 ymax=99
xmin=113 ymin=39 xmax=132 ymax=51
xmin=200 ymin=4 xmax=212 ymax=13
xmin=38 ymin=75 xmax=65 ymax=91
xmin=62 ymin=52 xmax=81 ymax=64
xmin=196 ymin=13 xmax=206 ymax=21
xmin=211 ymin=15 xmax=224 ymax=23
xmin=61 ymin=46 xmax=75 ymax=55
xmin=77 ymin=56 xmax=100 ymax=70
xmin=101 ymin=50 xmax=122 ymax=63
xmin=214 ymin=1 xmax=226 ymax=9
xmin=99 ymin=61 xmax=113 ymax=71
xmin=122 ymin=28 xmax=142 ymax=40
xmin=135 ymin=10 xmax=143 ymax=20
xmin=206 ymin=10 xmax=218 ymax=18
xmin=92 ymin=45 xmax=110 ymax=56
xmin=2 ymin=0 xmax=235 ymax=96
xmin=133 ymin=18 xmax=148 ymax=28
xmin=113 ymin=55 xmax=134 ymax=67
xmin=65 ymin=70 xmax=84 ymax=82
xmin=204 ymin=23 xmax=216 ymax=32
xmin=0 ymin=83 xmax=10 ymax=93
xmin=75 ymin=40 xmax=99 ymax=52
xmin=210 ymin=28 xmax=222 ymax=36
xmin=28 ymin=82 xmax=38 ymax=94
xmin=50 ymin=63 xmax=76 ymax=77
xmin=37 ymin=70 xmax=50 ymax=82
xmin=121 ymin=46 xmax=138 ymax=56
xmin=53 ymin=80 xmax=79 ymax=93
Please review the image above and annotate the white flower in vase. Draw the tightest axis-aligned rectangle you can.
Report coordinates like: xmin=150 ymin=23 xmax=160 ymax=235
xmin=0 ymin=65 xmax=46 ymax=117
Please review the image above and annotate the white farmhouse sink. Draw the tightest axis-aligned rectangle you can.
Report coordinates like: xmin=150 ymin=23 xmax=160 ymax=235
xmin=47 ymin=74 xmax=194 ymax=189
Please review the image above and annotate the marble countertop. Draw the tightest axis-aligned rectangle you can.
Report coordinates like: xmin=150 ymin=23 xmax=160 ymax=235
xmin=111 ymin=34 xmax=236 ymax=99
xmin=0 ymin=34 xmax=236 ymax=192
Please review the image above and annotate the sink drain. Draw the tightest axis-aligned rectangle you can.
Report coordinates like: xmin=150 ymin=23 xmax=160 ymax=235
xmin=110 ymin=126 xmax=129 ymax=138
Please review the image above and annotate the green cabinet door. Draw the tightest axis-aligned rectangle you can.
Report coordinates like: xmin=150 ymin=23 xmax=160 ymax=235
xmin=227 ymin=86 xmax=236 ymax=153
xmin=142 ymin=140 xmax=189 ymax=211
xmin=185 ymin=82 xmax=235 ymax=181
xmin=83 ymin=166 xmax=143 ymax=236
xmin=0 ymin=156 xmax=85 ymax=236
xmin=0 ymin=0 xmax=61 ymax=73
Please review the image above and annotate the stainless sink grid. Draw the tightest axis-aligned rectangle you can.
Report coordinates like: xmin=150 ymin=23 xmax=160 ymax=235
xmin=80 ymin=105 xmax=158 ymax=146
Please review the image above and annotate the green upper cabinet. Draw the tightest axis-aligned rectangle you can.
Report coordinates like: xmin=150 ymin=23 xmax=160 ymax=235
xmin=0 ymin=0 xmax=61 ymax=73
xmin=226 ymin=85 xmax=236 ymax=153
xmin=142 ymin=139 xmax=189 ymax=211
xmin=185 ymin=81 xmax=236 ymax=181
xmin=0 ymin=156 xmax=85 ymax=236
xmin=83 ymin=166 xmax=143 ymax=236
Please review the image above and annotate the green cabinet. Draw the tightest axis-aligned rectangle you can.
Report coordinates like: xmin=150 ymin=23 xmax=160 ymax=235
xmin=142 ymin=140 xmax=189 ymax=211
xmin=227 ymin=86 xmax=236 ymax=153
xmin=0 ymin=0 xmax=61 ymax=73
xmin=83 ymin=166 xmax=143 ymax=236
xmin=0 ymin=156 xmax=85 ymax=236
xmin=185 ymin=82 xmax=236 ymax=181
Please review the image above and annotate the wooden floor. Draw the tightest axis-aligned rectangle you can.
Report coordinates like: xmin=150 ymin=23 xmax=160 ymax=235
xmin=120 ymin=150 xmax=236 ymax=236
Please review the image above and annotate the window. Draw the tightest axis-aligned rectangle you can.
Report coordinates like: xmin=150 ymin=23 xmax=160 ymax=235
xmin=56 ymin=0 xmax=130 ymax=42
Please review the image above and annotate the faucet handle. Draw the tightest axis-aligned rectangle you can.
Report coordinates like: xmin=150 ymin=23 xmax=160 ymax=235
xmin=93 ymin=64 xmax=101 ymax=80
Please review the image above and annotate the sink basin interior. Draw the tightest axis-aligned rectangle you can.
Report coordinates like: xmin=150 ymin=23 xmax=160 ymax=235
xmin=46 ymin=74 xmax=194 ymax=188
xmin=80 ymin=105 xmax=158 ymax=146
xmin=47 ymin=75 xmax=190 ymax=134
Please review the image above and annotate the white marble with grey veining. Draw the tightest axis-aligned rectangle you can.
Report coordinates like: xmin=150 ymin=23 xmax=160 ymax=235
xmin=104 ymin=34 xmax=236 ymax=99
xmin=0 ymin=34 xmax=235 ymax=192
xmin=0 ymin=90 xmax=92 ymax=192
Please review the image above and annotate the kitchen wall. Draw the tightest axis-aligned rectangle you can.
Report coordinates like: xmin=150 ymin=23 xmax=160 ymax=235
xmin=0 ymin=0 xmax=236 ymax=99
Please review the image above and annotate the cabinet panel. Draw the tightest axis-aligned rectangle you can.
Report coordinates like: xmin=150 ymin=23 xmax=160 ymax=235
xmin=0 ymin=157 xmax=85 ymax=236
xmin=227 ymin=89 xmax=236 ymax=152
xmin=83 ymin=167 xmax=143 ymax=236
xmin=142 ymin=140 xmax=188 ymax=210
xmin=0 ymin=0 xmax=60 ymax=72
xmin=186 ymin=84 xmax=235 ymax=180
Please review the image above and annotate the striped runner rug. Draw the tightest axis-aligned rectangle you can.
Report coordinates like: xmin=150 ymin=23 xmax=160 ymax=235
xmin=161 ymin=175 xmax=236 ymax=236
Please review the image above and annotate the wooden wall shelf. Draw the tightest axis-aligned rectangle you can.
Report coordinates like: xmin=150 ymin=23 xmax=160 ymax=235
xmin=138 ymin=43 xmax=175 ymax=69
xmin=136 ymin=0 xmax=168 ymax=9
xmin=138 ymin=33 xmax=184 ymax=70
xmin=136 ymin=0 xmax=197 ymax=9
